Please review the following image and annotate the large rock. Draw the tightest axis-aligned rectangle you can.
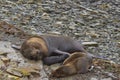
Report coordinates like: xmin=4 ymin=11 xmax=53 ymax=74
xmin=0 ymin=41 xmax=48 ymax=80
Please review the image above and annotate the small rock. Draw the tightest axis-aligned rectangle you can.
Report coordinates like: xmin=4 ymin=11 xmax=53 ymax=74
xmin=0 ymin=52 xmax=8 ymax=55
xmin=90 ymin=23 xmax=101 ymax=27
xmin=82 ymin=42 xmax=98 ymax=47
xmin=47 ymin=31 xmax=61 ymax=35
xmin=101 ymin=78 xmax=112 ymax=80
xmin=60 ymin=16 xmax=68 ymax=21
xmin=1 ymin=57 xmax=10 ymax=62
xmin=69 ymin=26 xmax=76 ymax=30
xmin=69 ymin=22 xmax=76 ymax=29
xmin=0 ymin=41 xmax=15 ymax=53
xmin=1 ymin=57 xmax=10 ymax=66
xmin=90 ymin=33 xmax=100 ymax=38
xmin=43 ymin=7 xmax=54 ymax=13
xmin=8 ymin=75 xmax=20 ymax=80
xmin=104 ymin=72 xmax=118 ymax=79
xmin=90 ymin=77 xmax=98 ymax=80
xmin=0 ymin=59 xmax=6 ymax=70
xmin=86 ymin=32 xmax=100 ymax=38
xmin=6 ymin=68 xmax=22 ymax=77
xmin=74 ymin=33 xmax=80 ymax=36
xmin=53 ymin=21 xmax=63 ymax=27
xmin=41 ymin=13 xmax=51 ymax=20
xmin=30 ymin=27 xmax=36 ymax=31
xmin=27 ymin=0 xmax=34 ymax=4
xmin=117 ymin=42 xmax=120 ymax=47
xmin=15 ymin=66 xmax=41 ymax=77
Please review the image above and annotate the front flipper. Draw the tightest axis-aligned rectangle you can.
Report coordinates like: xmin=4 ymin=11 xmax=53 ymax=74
xmin=43 ymin=54 xmax=69 ymax=65
xmin=54 ymin=49 xmax=70 ymax=55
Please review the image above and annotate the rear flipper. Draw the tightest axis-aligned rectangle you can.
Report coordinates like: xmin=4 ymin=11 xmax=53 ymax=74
xmin=78 ymin=65 xmax=94 ymax=74
xmin=78 ymin=67 xmax=88 ymax=74
xmin=43 ymin=54 xmax=69 ymax=65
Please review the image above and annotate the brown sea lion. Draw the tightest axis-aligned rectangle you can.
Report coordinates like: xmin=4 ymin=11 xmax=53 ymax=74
xmin=50 ymin=52 xmax=93 ymax=78
xmin=12 ymin=34 xmax=94 ymax=65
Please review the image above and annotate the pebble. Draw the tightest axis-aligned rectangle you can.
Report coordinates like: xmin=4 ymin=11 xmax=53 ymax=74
xmin=74 ymin=33 xmax=80 ymax=36
xmin=47 ymin=31 xmax=61 ymax=35
xmin=8 ymin=75 xmax=20 ymax=80
xmin=90 ymin=77 xmax=98 ymax=80
xmin=69 ymin=22 xmax=76 ymax=30
xmin=6 ymin=68 xmax=22 ymax=77
xmin=101 ymin=78 xmax=112 ymax=80
xmin=69 ymin=26 xmax=76 ymax=30
xmin=82 ymin=42 xmax=98 ymax=47
xmin=1 ymin=57 xmax=10 ymax=64
xmin=117 ymin=42 xmax=120 ymax=47
xmin=41 ymin=13 xmax=51 ymax=20
xmin=60 ymin=16 xmax=68 ymax=21
xmin=53 ymin=21 xmax=63 ymax=27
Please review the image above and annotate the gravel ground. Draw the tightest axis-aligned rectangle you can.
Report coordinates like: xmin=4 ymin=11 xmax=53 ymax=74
xmin=0 ymin=0 xmax=120 ymax=80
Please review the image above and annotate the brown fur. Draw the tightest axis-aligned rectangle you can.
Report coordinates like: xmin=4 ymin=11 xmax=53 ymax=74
xmin=51 ymin=52 xmax=93 ymax=78
xmin=63 ymin=52 xmax=87 ymax=65
xmin=20 ymin=37 xmax=48 ymax=60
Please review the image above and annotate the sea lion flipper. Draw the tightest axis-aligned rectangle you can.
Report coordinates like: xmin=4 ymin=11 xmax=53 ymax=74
xmin=43 ymin=54 xmax=69 ymax=65
xmin=54 ymin=49 xmax=70 ymax=55
xmin=77 ymin=63 xmax=88 ymax=74
xmin=78 ymin=68 xmax=88 ymax=74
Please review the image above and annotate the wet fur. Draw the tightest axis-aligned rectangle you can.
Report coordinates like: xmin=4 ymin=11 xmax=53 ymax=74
xmin=51 ymin=52 xmax=93 ymax=78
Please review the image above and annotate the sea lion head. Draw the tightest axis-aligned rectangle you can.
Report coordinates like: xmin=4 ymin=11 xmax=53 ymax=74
xmin=21 ymin=46 xmax=44 ymax=60
xmin=50 ymin=66 xmax=69 ymax=78
xmin=20 ymin=38 xmax=46 ymax=60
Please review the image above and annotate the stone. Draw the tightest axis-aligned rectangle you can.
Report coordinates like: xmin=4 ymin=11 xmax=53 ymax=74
xmin=117 ymin=42 xmax=120 ymax=47
xmin=8 ymin=75 xmax=20 ymax=80
xmin=101 ymin=78 xmax=112 ymax=80
xmin=41 ymin=13 xmax=51 ymax=20
xmin=82 ymin=42 xmax=98 ymax=47
xmin=69 ymin=26 xmax=76 ymax=30
xmin=53 ymin=21 xmax=63 ymax=27
xmin=6 ymin=68 xmax=22 ymax=77
xmin=90 ymin=77 xmax=98 ymax=80
xmin=47 ymin=31 xmax=61 ymax=35
xmin=0 ymin=41 xmax=15 ymax=53
xmin=1 ymin=57 xmax=10 ymax=66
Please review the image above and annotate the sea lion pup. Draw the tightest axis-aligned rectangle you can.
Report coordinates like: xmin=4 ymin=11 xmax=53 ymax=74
xmin=50 ymin=52 xmax=93 ymax=78
xmin=12 ymin=34 xmax=91 ymax=65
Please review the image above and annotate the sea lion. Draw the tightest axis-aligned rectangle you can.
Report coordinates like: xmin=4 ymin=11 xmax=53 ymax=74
xmin=50 ymin=52 xmax=93 ymax=78
xmin=12 ymin=34 xmax=92 ymax=65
